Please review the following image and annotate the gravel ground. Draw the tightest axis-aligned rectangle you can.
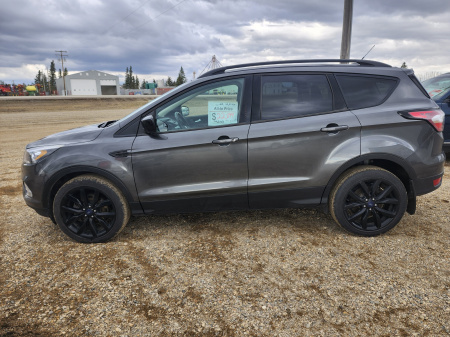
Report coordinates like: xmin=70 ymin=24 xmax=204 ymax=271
xmin=0 ymin=98 xmax=449 ymax=336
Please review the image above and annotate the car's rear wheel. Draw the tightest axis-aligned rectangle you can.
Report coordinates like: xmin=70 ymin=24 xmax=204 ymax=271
xmin=329 ymin=166 xmax=407 ymax=236
xmin=53 ymin=175 xmax=130 ymax=243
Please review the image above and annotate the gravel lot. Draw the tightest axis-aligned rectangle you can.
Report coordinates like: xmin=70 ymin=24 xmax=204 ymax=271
xmin=0 ymin=97 xmax=449 ymax=336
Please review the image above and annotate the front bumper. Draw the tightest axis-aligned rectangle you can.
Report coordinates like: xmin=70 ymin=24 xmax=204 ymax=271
xmin=22 ymin=162 xmax=50 ymax=218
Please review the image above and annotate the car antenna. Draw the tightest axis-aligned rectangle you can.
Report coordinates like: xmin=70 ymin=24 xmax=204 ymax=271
xmin=361 ymin=45 xmax=376 ymax=60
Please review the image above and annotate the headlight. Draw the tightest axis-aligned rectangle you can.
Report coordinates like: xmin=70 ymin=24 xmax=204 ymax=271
xmin=23 ymin=147 xmax=59 ymax=164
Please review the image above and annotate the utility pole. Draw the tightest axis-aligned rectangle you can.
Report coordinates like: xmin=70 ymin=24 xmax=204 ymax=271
xmin=340 ymin=0 xmax=353 ymax=60
xmin=55 ymin=50 xmax=68 ymax=95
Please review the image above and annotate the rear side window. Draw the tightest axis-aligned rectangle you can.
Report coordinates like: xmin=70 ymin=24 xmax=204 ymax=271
xmin=336 ymin=74 xmax=398 ymax=109
xmin=409 ymin=74 xmax=430 ymax=98
xmin=261 ymin=74 xmax=333 ymax=120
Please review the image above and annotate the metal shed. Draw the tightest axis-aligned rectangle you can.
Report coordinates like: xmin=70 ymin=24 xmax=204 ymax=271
xmin=56 ymin=70 xmax=120 ymax=96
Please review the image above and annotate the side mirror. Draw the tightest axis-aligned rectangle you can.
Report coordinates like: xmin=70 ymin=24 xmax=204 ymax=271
xmin=141 ymin=115 xmax=157 ymax=135
xmin=182 ymin=106 xmax=190 ymax=116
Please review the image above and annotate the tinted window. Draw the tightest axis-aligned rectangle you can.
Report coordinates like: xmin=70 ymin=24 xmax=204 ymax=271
xmin=408 ymin=74 xmax=430 ymax=98
xmin=261 ymin=74 xmax=332 ymax=120
xmin=336 ymin=75 xmax=397 ymax=109
xmin=155 ymin=78 xmax=244 ymax=132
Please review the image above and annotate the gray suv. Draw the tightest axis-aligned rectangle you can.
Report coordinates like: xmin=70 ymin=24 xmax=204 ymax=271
xmin=22 ymin=59 xmax=445 ymax=243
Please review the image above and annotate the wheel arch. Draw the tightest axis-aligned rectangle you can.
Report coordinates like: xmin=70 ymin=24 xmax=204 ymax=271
xmin=44 ymin=166 xmax=138 ymax=219
xmin=321 ymin=153 xmax=416 ymax=213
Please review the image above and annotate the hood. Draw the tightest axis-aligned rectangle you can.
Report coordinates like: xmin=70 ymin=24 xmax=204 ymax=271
xmin=27 ymin=123 xmax=103 ymax=149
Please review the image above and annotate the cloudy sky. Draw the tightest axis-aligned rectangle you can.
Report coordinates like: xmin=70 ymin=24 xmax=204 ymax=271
xmin=1 ymin=0 xmax=450 ymax=85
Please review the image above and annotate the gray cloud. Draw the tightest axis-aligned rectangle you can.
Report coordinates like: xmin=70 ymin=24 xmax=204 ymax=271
xmin=1 ymin=0 xmax=449 ymax=84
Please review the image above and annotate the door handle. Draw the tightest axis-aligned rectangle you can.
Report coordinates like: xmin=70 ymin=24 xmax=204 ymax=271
xmin=212 ymin=137 xmax=239 ymax=145
xmin=320 ymin=125 xmax=349 ymax=132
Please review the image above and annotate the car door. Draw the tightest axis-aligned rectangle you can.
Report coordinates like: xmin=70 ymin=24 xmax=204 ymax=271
xmin=247 ymin=73 xmax=361 ymax=208
xmin=132 ymin=76 xmax=252 ymax=213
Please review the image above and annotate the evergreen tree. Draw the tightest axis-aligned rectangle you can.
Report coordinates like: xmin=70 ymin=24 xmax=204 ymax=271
xmin=166 ymin=76 xmax=174 ymax=86
xmin=58 ymin=69 xmax=62 ymax=78
xmin=176 ymin=66 xmax=187 ymax=86
xmin=129 ymin=66 xmax=134 ymax=88
xmin=34 ymin=70 xmax=42 ymax=85
xmin=63 ymin=67 xmax=68 ymax=77
xmin=42 ymin=74 xmax=48 ymax=92
xmin=401 ymin=62 xmax=408 ymax=69
xmin=124 ymin=66 xmax=140 ymax=89
xmin=141 ymin=79 xmax=147 ymax=89
xmin=49 ymin=60 xmax=57 ymax=93
xmin=124 ymin=67 xmax=129 ymax=89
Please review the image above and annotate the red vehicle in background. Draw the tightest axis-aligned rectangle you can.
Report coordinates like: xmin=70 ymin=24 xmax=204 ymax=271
xmin=0 ymin=84 xmax=12 ymax=96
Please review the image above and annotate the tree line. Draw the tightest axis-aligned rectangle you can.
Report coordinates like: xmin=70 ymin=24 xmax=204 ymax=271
xmin=34 ymin=60 xmax=67 ymax=93
xmin=33 ymin=62 xmax=188 ymax=92
xmin=123 ymin=66 xmax=187 ymax=89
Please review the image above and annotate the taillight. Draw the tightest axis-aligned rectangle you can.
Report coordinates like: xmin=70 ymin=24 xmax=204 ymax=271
xmin=398 ymin=109 xmax=445 ymax=132
xmin=433 ymin=177 xmax=442 ymax=187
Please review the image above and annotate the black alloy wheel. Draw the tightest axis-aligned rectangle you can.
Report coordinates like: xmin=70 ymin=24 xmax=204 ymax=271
xmin=53 ymin=175 xmax=130 ymax=243
xmin=60 ymin=187 xmax=116 ymax=239
xmin=329 ymin=166 xmax=407 ymax=236
xmin=343 ymin=178 xmax=399 ymax=231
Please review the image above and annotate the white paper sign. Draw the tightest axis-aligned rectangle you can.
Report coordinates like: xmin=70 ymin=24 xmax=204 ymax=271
xmin=208 ymin=102 xmax=238 ymax=126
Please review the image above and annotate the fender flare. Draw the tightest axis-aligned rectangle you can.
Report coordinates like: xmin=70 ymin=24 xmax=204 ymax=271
xmin=43 ymin=165 xmax=137 ymax=210
xmin=320 ymin=153 xmax=416 ymax=205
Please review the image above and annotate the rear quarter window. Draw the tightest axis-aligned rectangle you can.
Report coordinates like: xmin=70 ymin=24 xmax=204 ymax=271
xmin=336 ymin=74 xmax=398 ymax=110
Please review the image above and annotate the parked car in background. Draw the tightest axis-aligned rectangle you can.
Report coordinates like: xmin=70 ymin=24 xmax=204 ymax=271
xmin=422 ymin=73 xmax=450 ymax=152
xmin=22 ymin=59 xmax=445 ymax=243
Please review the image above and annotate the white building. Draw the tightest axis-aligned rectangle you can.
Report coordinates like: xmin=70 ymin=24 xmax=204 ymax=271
xmin=56 ymin=70 xmax=120 ymax=96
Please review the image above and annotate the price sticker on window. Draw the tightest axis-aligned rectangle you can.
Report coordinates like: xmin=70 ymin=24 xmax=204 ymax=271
xmin=208 ymin=102 xmax=238 ymax=126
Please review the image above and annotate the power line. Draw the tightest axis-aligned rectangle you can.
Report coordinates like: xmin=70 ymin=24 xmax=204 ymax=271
xmin=123 ymin=0 xmax=189 ymax=36
xmin=102 ymin=0 xmax=153 ymax=34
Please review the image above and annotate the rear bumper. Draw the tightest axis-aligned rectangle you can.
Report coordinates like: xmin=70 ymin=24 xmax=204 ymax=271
xmin=414 ymin=171 xmax=444 ymax=196
xmin=444 ymin=141 xmax=450 ymax=153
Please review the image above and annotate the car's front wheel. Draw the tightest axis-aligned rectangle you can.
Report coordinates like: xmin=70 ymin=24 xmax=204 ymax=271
xmin=329 ymin=166 xmax=407 ymax=236
xmin=53 ymin=175 xmax=130 ymax=243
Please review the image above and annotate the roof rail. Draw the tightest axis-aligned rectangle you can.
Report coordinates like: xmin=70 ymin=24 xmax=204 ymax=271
xmin=198 ymin=59 xmax=391 ymax=78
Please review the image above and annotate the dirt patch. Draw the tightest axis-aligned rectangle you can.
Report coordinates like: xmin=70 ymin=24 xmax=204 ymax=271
xmin=0 ymin=96 xmax=152 ymax=113
xmin=0 ymin=184 xmax=21 ymax=196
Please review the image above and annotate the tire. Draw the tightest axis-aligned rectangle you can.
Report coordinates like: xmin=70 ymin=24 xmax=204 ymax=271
xmin=329 ymin=166 xmax=407 ymax=236
xmin=53 ymin=175 xmax=130 ymax=243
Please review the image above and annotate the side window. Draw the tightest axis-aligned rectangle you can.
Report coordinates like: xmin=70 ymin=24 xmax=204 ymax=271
xmin=261 ymin=74 xmax=333 ymax=120
xmin=336 ymin=74 xmax=398 ymax=110
xmin=155 ymin=78 xmax=244 ymax=132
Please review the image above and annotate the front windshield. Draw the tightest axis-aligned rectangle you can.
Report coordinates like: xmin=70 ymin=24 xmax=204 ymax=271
xmin=114 ymin=81 xmax=191 ymax=126
xmin=422 ymin=75 xmax=450 ymax=98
